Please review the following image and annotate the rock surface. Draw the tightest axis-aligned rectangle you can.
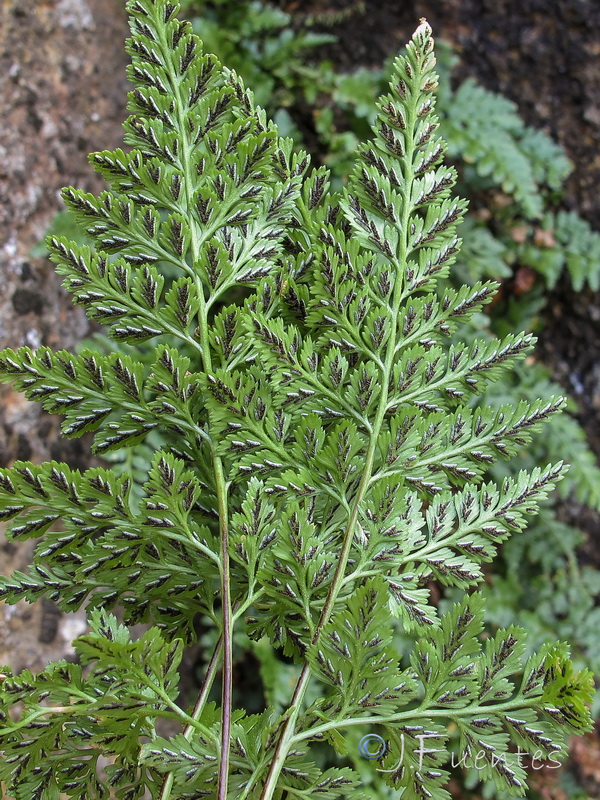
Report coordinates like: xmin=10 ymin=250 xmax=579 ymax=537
xmin=0 ymin=0 xmax=129 ymax=673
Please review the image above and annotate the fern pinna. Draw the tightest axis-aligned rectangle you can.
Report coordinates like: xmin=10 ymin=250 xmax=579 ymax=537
xmin=0 ymin=3 xmax=593 ymax=799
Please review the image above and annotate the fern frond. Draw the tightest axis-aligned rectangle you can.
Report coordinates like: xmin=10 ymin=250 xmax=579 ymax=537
xmin=0 ymin=6 xmax=593 ymax=800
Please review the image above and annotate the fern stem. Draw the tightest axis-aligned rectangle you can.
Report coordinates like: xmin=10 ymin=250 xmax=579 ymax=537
xmin=257 ymin=372 xmax=390 ymax=800
xmin=159 ymin=636 xmax=223 ymax=800
xmin=154 ymin=14 xmax=234 ymax=799
xmin=188 ymin=227 xmax=234 ymax=800
xmin=259 ymin=68 xmax=420 ymax=800
xmin=193 ymin=262 xmax=233 ymax=800
xmin=189 ymin=185 xmax=233 ymax=800
xmin=258 ymin=226 xmax=410 ymax=800
xmin=288 ymin=695 xmax=545 ymax=745
xmin=214 ymin=459 xmax=234 ymax=800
